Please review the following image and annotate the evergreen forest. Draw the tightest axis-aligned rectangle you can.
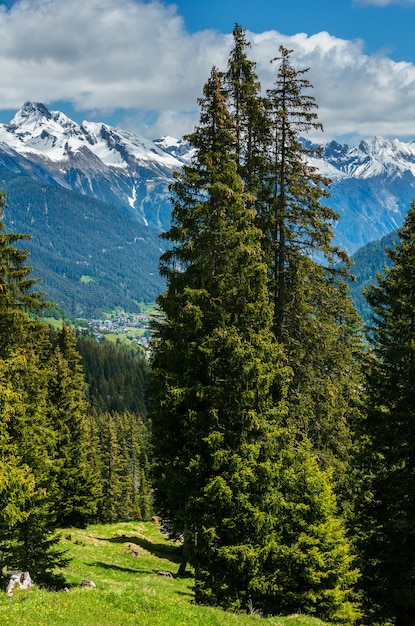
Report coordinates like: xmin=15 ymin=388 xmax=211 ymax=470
xmin=0 ymin=203 xmax=152 ymax=584
xmin=1 ymin=25 xmax=415 ymax=626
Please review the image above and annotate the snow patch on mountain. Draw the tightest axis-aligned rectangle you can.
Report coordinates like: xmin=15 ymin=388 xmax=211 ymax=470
xmin=1 ymin=102 xmax=182 ymax=172
xmin=308 ymin=155 xmax=349 ymax=182
xmin=80 ymin=122 xmax=181 ymax=170
xmin=322 ymin=136 xmax=415 ymax=180
xmin=154 ymin=136 xmax=196 ymax=163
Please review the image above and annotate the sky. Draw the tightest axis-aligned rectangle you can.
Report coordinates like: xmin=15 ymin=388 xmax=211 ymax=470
xmin=1 ymin=0 xmax=415 ymax=144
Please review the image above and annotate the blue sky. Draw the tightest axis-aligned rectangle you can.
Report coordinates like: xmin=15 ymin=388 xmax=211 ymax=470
xmin=1 ymin=0 xmax=415 ymax=144
xmin=172 ymin=0 xmax=415 ymax=62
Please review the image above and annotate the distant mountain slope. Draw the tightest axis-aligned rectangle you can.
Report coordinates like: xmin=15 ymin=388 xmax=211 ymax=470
xmin=3 ymin=103 xmax=415 ymax=253
xmin=0 ymin=101 xmax=181 ymax=233
xmin=0 ymin=102 xmax=181 ymax=315
xmin=0 ymin=171 xmax=165 ymax=316
xmin=349 ymin=230 xmax=398 ymax=323
xmin=321 ymin=138 xmax=415 ymax=253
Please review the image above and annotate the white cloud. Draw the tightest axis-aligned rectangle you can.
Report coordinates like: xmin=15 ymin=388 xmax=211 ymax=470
xmin=254 ymin=30 xmax=415 ymax=142
xmin=355 ymin=1 xmax=415 ymax=5
xmin=0 ymin=0 xmax=228 ymax=113
xmin=1 ymin=0 xmax=415 ymax=142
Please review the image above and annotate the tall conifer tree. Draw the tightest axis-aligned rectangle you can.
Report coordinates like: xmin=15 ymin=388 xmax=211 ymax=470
xmin=150 ymin=64 xmax=288 ymax=592
xmin=359 ymin=201 xmax=415 ymax=625
xmin=116 ymin=410 xmax=152 ymax=520
xmin=264 ymin=45 xmax=338 ymax=335
xmin=1 ymin=345 xmax=68 ymax=586
xmin=262 ymin=46 xmax=364 ymax=476
xmin=0 ymin=353 xmax=36 ymax=541
xmin=96 ymin=411 xmax=125 ymax=522
xmin=0 ymin=194 xmax=66 ymax=583
xmin=224 ymin=24 xmax=270 ymax=197
xmin=223 ymin=39 xmax=364 ymax=478
xmin=48 ymin=325 xmax=99 ymax=527
xmin=0 ymin=193 xmax=44 ymax=355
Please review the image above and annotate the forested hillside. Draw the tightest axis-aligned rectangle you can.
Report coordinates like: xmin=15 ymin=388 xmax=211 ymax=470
xmin=0 ymin=171 xmax=164 ymax=315
xmin=349 ymin=229 xmax=398 ymax=322
xmin=76 ymin=334 xmax=148 ymax=416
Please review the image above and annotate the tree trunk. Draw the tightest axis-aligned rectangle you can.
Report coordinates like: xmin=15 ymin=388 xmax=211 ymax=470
xmin=177 ymin=527 xmax=189 ymax=577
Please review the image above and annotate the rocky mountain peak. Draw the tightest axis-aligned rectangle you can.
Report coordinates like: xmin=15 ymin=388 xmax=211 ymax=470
xmin=15 ymin=101 xmax=52 ymax=122
xmin=5 ymin=101 xmax=81 ymax=152
xmin=1 ymin=102 xmax=183 ymax=172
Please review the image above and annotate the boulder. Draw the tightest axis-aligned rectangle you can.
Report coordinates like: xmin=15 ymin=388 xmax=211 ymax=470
xmin=3 ymin=570 xmax=32 ymax=597
xmin=80 ymin=579 xmax=96 ymax=589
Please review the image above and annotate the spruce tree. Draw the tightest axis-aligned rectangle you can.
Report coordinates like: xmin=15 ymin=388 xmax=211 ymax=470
xmin=116 ymin=410 xmax=152 ymax=520
xmin=48 ymin=325 xmax=100 ymax=527
xmin=150 ymin=64 xmax=288 ymax=591
xmin=251 ymin=441 xmax=360 ymax=622
xmin=224 ymin=24 xmax=270 ymax=196
xmin=95 ymin=411 xmax=125 ymax=522
xmin=261 ymin=46 xmax=364 ymax=476
xmin=0 ymin=193 xmax=45 ymax=355
xmin=0 ymin=193 xmax=66 ymax=583
xmin=0 ymin=354 xmax=36 ymax=536
xmin=0 ymin=339 xmax=68 ymax=586
xmin=359 ymin=201 xmax=415 ymax=625
xmin=224 ymin=39 xmax=364 ymax=480
xmin=265 ymin=45 xmax=339 ymax=335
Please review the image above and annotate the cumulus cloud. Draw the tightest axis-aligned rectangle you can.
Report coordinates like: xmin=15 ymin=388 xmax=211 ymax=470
xmin=255 ymin=31 xmax=415 ymax=142
xmin=1 ymin=0 xmax=415 ymax=141
xmin=0 ymin=0 xmax=229 ymax=117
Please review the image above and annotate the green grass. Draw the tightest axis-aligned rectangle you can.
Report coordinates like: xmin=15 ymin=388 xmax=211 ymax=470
xmin=80 ymin=275 xmax=98 ymax=284
xmin=0 ymin=521 xmax=332 ymax=626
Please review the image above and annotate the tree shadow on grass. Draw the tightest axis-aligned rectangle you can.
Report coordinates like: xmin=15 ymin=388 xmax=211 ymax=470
xmin=86 ymin=560 xmax=152 ymax=575
xmin=95 ymin=535 xmax=182 ymax=563
xmin=175 ymin=590 xmax=193 ymax=598
xmin=88 ymin=559 xmax=180 ymax=579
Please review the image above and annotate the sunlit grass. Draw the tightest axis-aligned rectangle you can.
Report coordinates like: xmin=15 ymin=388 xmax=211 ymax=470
xmin=0 ymin=521 xmax=332 ymax=626
xmin=80 ymin=276 xmax=98 ymax=284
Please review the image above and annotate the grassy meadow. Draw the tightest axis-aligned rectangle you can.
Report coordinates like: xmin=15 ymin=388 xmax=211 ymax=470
xmin=0 ymin=521 xmax=333 ymax=626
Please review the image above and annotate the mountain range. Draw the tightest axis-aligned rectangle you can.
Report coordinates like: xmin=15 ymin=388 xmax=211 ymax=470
xmin=0 ymin=101 xmax=413 ymax=316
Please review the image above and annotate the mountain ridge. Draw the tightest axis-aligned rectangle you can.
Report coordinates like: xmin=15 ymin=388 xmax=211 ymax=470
xmin=2 ymin=102 xmax=415 ymax=250
xmin=0 ymin=101 xmax=414 ymax=315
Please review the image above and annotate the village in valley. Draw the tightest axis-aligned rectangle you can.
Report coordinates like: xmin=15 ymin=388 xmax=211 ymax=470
xmin=80 ymin=307 xmax=156 ymax=352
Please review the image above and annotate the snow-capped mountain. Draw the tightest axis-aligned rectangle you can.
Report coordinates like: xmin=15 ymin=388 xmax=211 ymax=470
xmin=153 ymin=135 xmax=195 ymax=163
xmin=1 ymin=101 xmax=415 ymax=314
xmin=324 ymin=136 xmax=415 ymax=179
xmin=0 ymin=101 xmax=183 ymax=232
xmin=317 ymin=137 xmax=415 ymax=252
xmin=3 ymin=102 xmax=181 ymax=170
xmin=1 ymin=101 xmax=415 ymax=278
